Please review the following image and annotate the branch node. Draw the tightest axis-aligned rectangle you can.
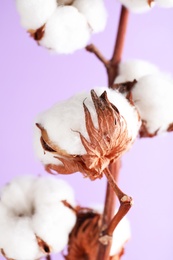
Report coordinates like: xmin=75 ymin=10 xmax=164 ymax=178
xmin=99 ymin=234 xmax=112 ymax=245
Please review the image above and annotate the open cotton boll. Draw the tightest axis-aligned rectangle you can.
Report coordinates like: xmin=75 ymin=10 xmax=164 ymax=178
xmin=73 ymin=0 xmax=107 ymax=33
xmin=0 ymin=175 xmax=76 ymax=260
xmin=118 ymin=0 xmax=154 ymax=13
xmin=39 ymin=6 xmax=90 ymax=54
xmin=114 ymin=59 xmax=159 ymax=84
xmin=34 ymin=87 xmax=141 ymax=178
xmin=15 ymin=0 xmax=57 ymax=30
xmin=131 ymin=74 xmax=173 ymax=135
xmin=156 ymin=0 xmax=173 ymax=7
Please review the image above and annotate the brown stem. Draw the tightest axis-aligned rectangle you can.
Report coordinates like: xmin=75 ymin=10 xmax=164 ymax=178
xmin=108 ymin=5 xmax=129 ymax=87
xmin=97 ymin=166 xmax=132 ymax=260
xmin=96 ymin=6 xmax=129 ymax=260
xmin=86 ymin=6 xmax=129 ymax=88
xmin=86 ymin=44 xmax=110 ymax=68
xmin=96 ymin=161 xmax=121 ymax=260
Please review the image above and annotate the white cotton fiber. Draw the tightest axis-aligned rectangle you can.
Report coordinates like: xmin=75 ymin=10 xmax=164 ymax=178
xmin=156 ymin=0 xmax=173 ymax=7
xmin=114 ymin=59 xmax=159 ymax=84
xmin=73 ymin=0 xmax=107 ymax=33
xmin=40 ymin=6 xmax=90 ymax=54
xmin=0 ymin=175 xmax=76 ymax=260
xmin=132 ymin=74 xmax=173 ymax=134
xmin=34 ymin=87 xmax=141 ymax=167
xmin=118 ymin=0 xmax=154 ymax=13
xmin=15 ymin=0 xmax=57 ymax=30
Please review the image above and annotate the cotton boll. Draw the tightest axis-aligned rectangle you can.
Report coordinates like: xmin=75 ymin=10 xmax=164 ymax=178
xmin=132 ymin=75 xmax=173 ymax=134
xmin=0 ymin=176 xmax=76 ymax=259
xmin=114 ymin=59 xmax=159 ymax=84
xmin=39 ymin=6 xmax=90 ymax=54
xmin=34 ymin=87 xmax=141 ymax=171
xmin=15 ymin=0 xmax=57 ymax=30
xmin=118 ymin=0 xmax=154 ymax=13
xmin=156 ymin=0 xmax=173 ymax=7
xmin=73 ymin=0 xmax=107 ymax=33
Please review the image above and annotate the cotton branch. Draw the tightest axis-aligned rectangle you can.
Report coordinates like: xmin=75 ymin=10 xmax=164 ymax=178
xmin=86 ymin=5 xmax=129 ymax=88
xmin=88 ymin=5 xmax=130 ymax=260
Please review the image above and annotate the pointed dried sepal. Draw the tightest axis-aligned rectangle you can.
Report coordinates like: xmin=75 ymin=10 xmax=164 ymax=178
xmin=39 ymin=90 xmax=132 ymax=180
xmin=65 ymin=208 xmax=101 ymax=260
xmin=28 ymin=24 xmax=45 ymax=41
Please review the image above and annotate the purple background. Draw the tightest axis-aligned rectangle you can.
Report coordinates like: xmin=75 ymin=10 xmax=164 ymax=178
xmin=1 ymin=1 xmax=173 ymax=259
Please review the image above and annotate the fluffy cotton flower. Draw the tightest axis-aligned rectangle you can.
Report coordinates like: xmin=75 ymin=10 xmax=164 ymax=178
xmin=34 ymin=88 xmax=141 ymax=178
xmin=114 ymin=59 xmax=159 ymax=84
xmin=16 ymin=0 xmax=57 ymax=30
xmin=73 ymin=0 xmax=107 ymax=32
xmin=0 ymin=175 xmax=76 ymax=260
xmin=16 ymin=0 xmax=107 ymax=54
xmin=118 ymin=0 xmax=154 ymax=13
xmin=39 ymin=6 xmax=90 ymax=54
xmin=131 ymin=74 xmax=173 ymax=136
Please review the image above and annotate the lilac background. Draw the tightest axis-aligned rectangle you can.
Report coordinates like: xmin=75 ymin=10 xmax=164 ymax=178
xmin=1 ymin=1 xmax=173 ymax=259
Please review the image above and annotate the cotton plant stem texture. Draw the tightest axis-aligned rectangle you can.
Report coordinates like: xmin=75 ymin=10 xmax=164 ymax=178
xmin=96 ymin=5 xmax=129 ymax=260
xmin=108 ymin=5 xmax=129 ymax=87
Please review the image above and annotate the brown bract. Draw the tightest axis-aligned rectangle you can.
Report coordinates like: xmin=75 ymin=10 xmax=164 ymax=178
xmin=28 ymin=24 xmax=45 ymax=41
xmin=37 ymin=90 xmax=131 ymax=180
xmin=167 ymin=122 xmax=173 ymax=132
xmin=65 ymin=208 xmax=124 ymax=260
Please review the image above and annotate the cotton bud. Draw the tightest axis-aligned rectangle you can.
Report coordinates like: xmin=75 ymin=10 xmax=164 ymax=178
xmin=16 ymin=0 xmax=57 ymax=30
xmin=34 ymin=88 xmax=141 ymax=180
xmin=114 ymin=59 xmax=159 ymax=84
xmin=73 ymin=0 xmax=107 ymax=33
xmin=118 ymin=0 xmax=154 ymax=13
xmin=0 ymin=175 xmax=76 ymax=260
xmin=130 ymin=75 xmax=173 ymax=137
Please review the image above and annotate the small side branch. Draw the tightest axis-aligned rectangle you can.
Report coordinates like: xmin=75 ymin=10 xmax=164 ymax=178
xmin=86 ymin=6 xmax=129 ymax=88
xmin=86 ymin=44 xmax=110 ymax=68
xmin=97 ymin=167 xmax=133 ymax=259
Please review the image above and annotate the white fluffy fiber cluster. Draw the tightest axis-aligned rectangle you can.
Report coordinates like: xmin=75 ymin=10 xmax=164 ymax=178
xmin=0 ymin=175 xmax=76 ymax=260
xmin=16 ymin=0 xmax=107 ymax=54
xmin=118 ymin=0 xmax=173 ymax=13
xmin=115 ymin=59 xmax=173 ymax=135
xmin=34 ymin=87 xmax=140 ymax=167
